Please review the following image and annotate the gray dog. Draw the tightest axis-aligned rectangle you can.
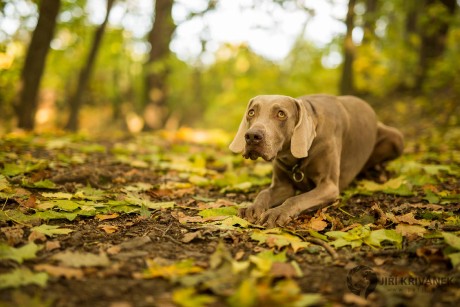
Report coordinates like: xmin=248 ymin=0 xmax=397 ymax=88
xmin=230 ymin=94 xmax=404 ymax=227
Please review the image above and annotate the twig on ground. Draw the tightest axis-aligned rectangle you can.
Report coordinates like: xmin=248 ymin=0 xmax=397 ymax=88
xmin=305 ymin=237 xmax=339 ymax=260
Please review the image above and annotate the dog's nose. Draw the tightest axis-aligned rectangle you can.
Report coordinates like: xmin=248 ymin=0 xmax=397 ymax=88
xmin=245 ymin=130 xmax=264 ymax=145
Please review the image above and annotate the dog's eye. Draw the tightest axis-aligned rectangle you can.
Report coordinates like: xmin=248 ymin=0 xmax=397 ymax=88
xmin=248 ymin=109 xmax=255 ymax=117
xmin=277 ymin=110 xmax=286 ymax=119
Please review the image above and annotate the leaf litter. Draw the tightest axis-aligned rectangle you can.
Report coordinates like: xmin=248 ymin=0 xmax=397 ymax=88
xmin=0 ymin=130 xmax=459 ymax=306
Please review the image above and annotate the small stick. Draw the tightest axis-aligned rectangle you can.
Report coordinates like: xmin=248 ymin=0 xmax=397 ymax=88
xmin=305 ymin=237 xmax=339 ymax=260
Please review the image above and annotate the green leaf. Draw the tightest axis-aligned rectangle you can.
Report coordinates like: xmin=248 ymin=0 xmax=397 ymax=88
xmin=447 ymin=252 xmax=460 ymax=267
xmin=52 ymin=251 xmax=110 ymax=267
xmin=198 ymin=206 xmax=238 ymax=218
xmin=326 ymin=226 xmax=402 ymax=249
xmin=143 ymin=201 xmax=175 ymax=210
xmin=219 ymin=215 xmax=251 ymax=228
xmin=357 ymin=176 xmax=413 ymax=196
xmin=36 ymin=200 xmax=80 ymax=211
xmin=0 ymin=243 xmax=42 ymax=264
xmin=364 ymin=229 xmax=403 ymax=248
xmin=0 ymin=209 xmax=39 ymax=224
xmin=0 ymin=175 xmax=11 ymax=191
xmin=442 ymin=232 xmax=460 ymax=250
xmin=26 ymin=179 xmax=57 ymax=189
xmin=31 ymin=224 xmax=73 ymax=237
xmin=0 ymin=268 xmax=48 ymax=289
xmin=249 ymin=250 xmax=287 ymax=274
xmin=172 ymin=287 xmax=216 ymax=307
xmin=74 ymin=186 xmax=106 ymax=200
xmin=34 ymin=210 xmax=78 ymax=221
xmin=227 ymin=278 xmax=257 ymax=307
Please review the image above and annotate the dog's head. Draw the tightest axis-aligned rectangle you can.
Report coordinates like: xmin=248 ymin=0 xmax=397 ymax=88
xmin=229 ymin=95 xmax=316 ymax=161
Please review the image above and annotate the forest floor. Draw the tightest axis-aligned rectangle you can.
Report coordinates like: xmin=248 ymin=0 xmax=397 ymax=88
xmin=0 ymin=127 xmax=459 ymax=307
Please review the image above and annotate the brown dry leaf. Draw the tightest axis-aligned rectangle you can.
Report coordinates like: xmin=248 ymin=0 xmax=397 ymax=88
xmin=96 ymin=213 xmax=119 ymax=221
xmin=343 ymin=293 xmax=369 ymax=306
xmin=373 ymin=257 xmax=386 ymax=266
xmin=371 ymin=204 xmax=388 ymax=225
xmin=171 ymin=211 xmax=204 ymax=223
xmin=28 ymin=230 xmax=47 ymax=242
xmin=98 ymin=225 xmax=118 ymax=234
xmin=1 ymin=226 xmax=24 ymax=245
xmin=395 ymin=224 xmax=427 ymax=240
xmin=24 ymin=194 xmax=37 ymax=208
xmin=181 ymin=231 xmax=202 ymax=243
xmin=309 ymin=218 xmax=328 ymax=231
xmin=391 ymin=203 xmax=443 ymax=213
xmin=270 ymin=262 xmax=299 ymax=278
xmin=34 ymin=264 xmax=84 ymax=280
xmin=234 ymin=250 xmax=245 ymax=261
xmin=107 ymin=245 xmax=122 ymax=255
xmin=45 ymin=240 xmax=61 ymax=251
xmin=394 ymin=212 xmax=430 ymax=226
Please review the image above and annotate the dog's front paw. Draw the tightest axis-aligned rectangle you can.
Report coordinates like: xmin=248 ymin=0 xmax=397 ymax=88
xmin=239 ymin=204 xmax=269 ymax=223
xmin=257 ymin=207 xmax=293 ymax=228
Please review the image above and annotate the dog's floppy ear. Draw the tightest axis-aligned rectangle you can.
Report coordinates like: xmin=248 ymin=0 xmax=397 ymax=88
xmin=291 ymin=99 xmax=316 ymax=158
xmin=229 ymin=99 xmax=253 ymax=153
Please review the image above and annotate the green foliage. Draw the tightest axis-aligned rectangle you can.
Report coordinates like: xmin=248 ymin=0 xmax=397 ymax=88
xmin=0 ymin=242 xmax=42 ymax=264
xmin=0 ymin=268 xmax=48 ymax=289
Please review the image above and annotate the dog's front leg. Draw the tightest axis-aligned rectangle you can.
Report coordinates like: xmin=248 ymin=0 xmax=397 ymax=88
xmin=258 ymin=180 xmax=339 ymax=228
xmin=239 ymin=171 xmax=295 ymax=223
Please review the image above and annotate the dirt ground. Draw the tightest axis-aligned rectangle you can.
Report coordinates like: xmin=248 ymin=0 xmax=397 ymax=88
xmin=0 ymin=131 xmax=459 ymax=307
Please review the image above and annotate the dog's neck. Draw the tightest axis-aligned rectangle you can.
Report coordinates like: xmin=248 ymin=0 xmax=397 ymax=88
xmin=275 ymin=155 xmax=305 ymax=183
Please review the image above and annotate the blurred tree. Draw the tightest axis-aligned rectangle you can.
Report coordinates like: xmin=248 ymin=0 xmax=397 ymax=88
xmin=65 ymin=0 xmax=115 ymax=131
xmin=415 ymin=0 xmax=457 ymax=90
xmin=143 ymin=0 xmax=175 ymax=130
xmin=340 ymin=0 xmax=356 ymax=95
xmin=362 ymin=0 xmax=378 ymax=43
xmin=14 ymin=0 xmax=61 ymax=130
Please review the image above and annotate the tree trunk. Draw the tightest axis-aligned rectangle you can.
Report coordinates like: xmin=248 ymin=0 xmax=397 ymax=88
xmin=340 ymin=0 xmax=356 ymax=95
xmin=14 ymin=0 xmax=61 ymax=130
xmin=65 ymin=0 xmax=115 ymax=131
xmin=415 ymin=0 xmax=457 ymax=90
xmin=143 ymin=0 xmax=176 ymax=130
xmin=362 ymin=0 xmax=378 ymax=43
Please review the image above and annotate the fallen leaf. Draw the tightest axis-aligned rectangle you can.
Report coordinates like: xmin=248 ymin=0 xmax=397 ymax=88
xmin=31 ymin=224 xmax=73 ymax=237
xmin=98 ymin=225 xmax=118 ymax=234
xmin=52 ymin=251 xmax=110 ymax=267
xmin=172 ymin=287 xmax=216 ymax=307
xmin=0 ymin=242 xmax=42 ymax=263
xmin=343 ymin=293 xmax=369 ymax=306
xmin=309 ymin=217 xmax=328 ymax=231
xmin=118 ymin=236 xmax=152 ymax=250
xmin=1 ymin=226 xmax=24 ymax=245
xmin=182 ymin=231 xmax=203 ymax=243
xmin=96 ymin=213 xmax=119 ymax=221
xmin=198 ymin=206 xmax=238 ymax=218
xmin=45 ymin=240 xmax=61 ymax=251
xmin=251 ymin=229 xmax=310 ymax=252
xmin=395 ymin=224 xmax=427 ymax=240
xmin=28 ymin=231 xmax=47 ymax=242
xmin=394 ymin=212 xmax=430 ymax=226
xmin=0 ymin=268 xmax=48 ymax=289
xmin=270 ymin=261 xmax=303 ymax=278
xmin=140 ymin=259 xmax=203 ymax=280
xmin=34 ymin=264 xmax=84 ymax=279
xmin=41 ymin=192 xmax=73 ymax=199
xmin=442 ymin=232 xmax=460 ymax=250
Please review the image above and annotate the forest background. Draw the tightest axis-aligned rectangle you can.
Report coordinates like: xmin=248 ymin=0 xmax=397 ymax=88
xmin=0 ymin=0 xmax=459 ymax=137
